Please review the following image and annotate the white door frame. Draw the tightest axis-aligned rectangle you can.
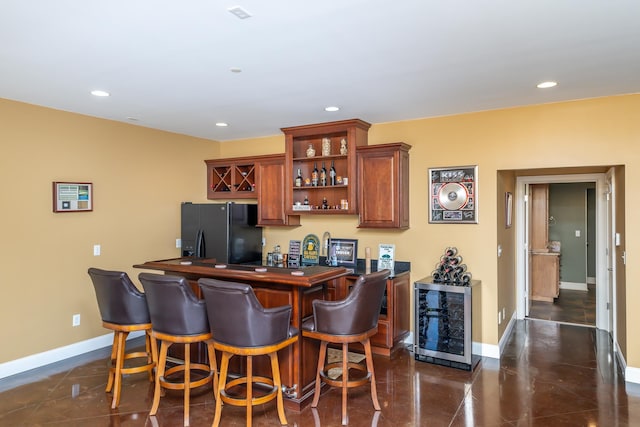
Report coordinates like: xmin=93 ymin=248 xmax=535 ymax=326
xmin=515 ymin=173 xmax=611 ymax=331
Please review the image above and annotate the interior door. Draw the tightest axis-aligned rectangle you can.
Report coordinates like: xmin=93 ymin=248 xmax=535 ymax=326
xmin=524 ymin=183 xmax=532 ymax=316
xmin=606 ymin=173 xmax=615 ymax=336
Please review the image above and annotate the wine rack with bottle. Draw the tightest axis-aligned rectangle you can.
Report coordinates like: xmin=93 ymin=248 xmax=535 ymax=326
xmin=282 ymin=119 xmax=370 ymax=215
xmin=205 ymin=157 xmax=257 ymax=199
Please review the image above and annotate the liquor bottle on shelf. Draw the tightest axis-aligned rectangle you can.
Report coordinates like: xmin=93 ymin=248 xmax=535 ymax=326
xmin=329 ymin=160 xmax=336 ymax=186
xmin=303 ymin=196 xmax=309 ymax=205
xmin=320 ymin=162 xmax=327 ymax=186
xmin=295 ymin=168 xmax=303 ymax=187
xmin=322 ymin=197 xmax=328 ymax=209
xmin=311 ymin=162 xmax=319 ymax=187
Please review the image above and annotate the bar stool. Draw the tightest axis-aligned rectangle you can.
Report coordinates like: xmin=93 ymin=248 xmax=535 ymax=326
xmin=302 ymin=270 xmax=390 ymax=425
xmin=139 ymin=273 xmax=217 ymax=427
xmin=198 ymin=278 xmax=298 ymax=427
xmin=87 ymin=267 xmax=156 ymax=409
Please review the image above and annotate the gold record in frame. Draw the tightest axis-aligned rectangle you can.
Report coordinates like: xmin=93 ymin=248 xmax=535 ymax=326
xmin=429 ymin=166 xmax=478 ymax=223
xmin=438 ymin=182 xmax=468 ymax=210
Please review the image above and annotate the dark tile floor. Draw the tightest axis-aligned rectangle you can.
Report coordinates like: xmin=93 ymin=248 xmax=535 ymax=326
xmin=2 ymin=319 xmax=639 ymax=426
xmin=529 ymin=284 xmax=596 ymax=326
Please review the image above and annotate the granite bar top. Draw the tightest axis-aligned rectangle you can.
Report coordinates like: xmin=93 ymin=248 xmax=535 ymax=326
xmin=315 ymin=256 xmax=410 ymax=278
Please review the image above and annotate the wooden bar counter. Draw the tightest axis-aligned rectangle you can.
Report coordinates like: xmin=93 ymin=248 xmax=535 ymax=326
xmin=134 ymin=257 xmax=348 ymax=410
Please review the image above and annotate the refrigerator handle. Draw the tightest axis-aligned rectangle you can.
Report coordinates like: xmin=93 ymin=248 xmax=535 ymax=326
xmin=196 ymin=229 xmax=204 ymax=258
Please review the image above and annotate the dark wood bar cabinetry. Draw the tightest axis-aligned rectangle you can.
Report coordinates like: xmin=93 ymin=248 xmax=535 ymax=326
xmin=341 ymin=270 xmax=411 ymax=356
xmin=255 ymin=154 xmax=300 ymax=227
xmin=134 ymin=258 xmax=348 ymax=410
xmin=357 ymin=142 xmax=411 ymax=229
xmin=282 ymin=119 xmax=370 ymax=214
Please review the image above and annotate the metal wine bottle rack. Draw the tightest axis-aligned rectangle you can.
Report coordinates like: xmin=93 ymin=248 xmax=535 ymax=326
xmin=413 ymin=277 xmax=479 ymax=371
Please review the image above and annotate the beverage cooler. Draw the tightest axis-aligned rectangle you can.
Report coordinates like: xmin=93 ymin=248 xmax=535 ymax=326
xmin=413 ymin=277 xmax=479 ymax=371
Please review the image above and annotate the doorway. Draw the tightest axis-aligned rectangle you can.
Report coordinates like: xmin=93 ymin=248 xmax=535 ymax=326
xmin=527 ymin=183 xmax=596 ymax=326
xmin=515 ymin=173 xmax=612 ymax=333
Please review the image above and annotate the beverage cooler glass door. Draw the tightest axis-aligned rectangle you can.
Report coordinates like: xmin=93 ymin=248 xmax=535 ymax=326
xmin=414 ymin=281 xmax=472 ymax=365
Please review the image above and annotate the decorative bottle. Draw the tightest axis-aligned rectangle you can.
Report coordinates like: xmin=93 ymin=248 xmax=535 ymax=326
xmin=329 ymin=160 xmax=336 ymax=186
xmin=295 ymin=168 xmax=303 ymax=187
xmin=311 ymin=162 xmax=319 ymax=186
xmin=306 ymin=144 xmax=316 ymax=157
xmin=320 ymin=162 xmax=327 ymax=186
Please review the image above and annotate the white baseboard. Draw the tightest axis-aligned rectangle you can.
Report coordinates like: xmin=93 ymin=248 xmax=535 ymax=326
xmin=560 ymin=281 xmax=588 ymax=291
xmin=0 ymin=331 xmax=144 ymax=380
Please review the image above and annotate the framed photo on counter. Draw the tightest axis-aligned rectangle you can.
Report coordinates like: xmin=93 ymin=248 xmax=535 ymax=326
xmin=328 ymin=238 xmax=358 ymax=269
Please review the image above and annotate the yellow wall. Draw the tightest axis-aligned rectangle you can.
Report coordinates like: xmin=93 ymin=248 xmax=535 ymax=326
xmin=2 ymin=94 xmax=639 ymax=371
xmin=0 ymin=99 xmax=218 ymax=362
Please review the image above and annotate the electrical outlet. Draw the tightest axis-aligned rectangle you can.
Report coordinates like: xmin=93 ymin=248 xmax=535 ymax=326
xmin=176 ymin=238 xmax=181 ymax=248
xmin=93 ymin=244 xmax=101 ymax=256
xmin=498 ymin=311 xmax=502 ymax=325
xmin=72 ymin=314 xmax=81 ymax=327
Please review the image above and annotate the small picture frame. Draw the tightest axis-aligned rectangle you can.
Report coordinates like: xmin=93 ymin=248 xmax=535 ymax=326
xmin=428 ymin=165 xmax=478 ymax=224
xmin=328 ymin=238 xmax=358 ymax=269
xmin=53 ymin=182 xmax=93 ymax=212
xmin=505 ymin=192 xmax=513 ymax=228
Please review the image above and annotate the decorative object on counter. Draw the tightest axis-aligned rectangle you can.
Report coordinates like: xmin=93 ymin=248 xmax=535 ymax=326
xmin=328 ymin=238 xmax=358 ymax=269
xmin=273 ymin=245 xmax=284 ymax=267
xmin=429 ymin=165 xmax=478 ymax=224
xmin=365 ymin=247 xmax=372 ymax=274
xmin=430 ymin=247 xmax=472 ymax=285
xmin=378 ymin=244 xmax=395 ymax=275
xmin=301 ymin=234 xmax=320 ymax=265
xmin=288 ymin=240 xmax=301 ymax=268
xmin=340 ymin=138 xmax=348 ymax=155
xmin=53 ymin=181 xmax=93 ymax=212
xmin=322 ymin=137 xmax=331 ymax=156
xmin=306 ymin=143 xmax=316 ymax=157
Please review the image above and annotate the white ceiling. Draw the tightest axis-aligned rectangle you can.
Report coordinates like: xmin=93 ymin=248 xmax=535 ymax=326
xmin=1 ymin=0 xmax=639 ymax=142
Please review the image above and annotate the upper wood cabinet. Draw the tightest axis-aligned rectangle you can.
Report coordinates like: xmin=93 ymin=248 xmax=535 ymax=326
xmin=256 ymin=155 xmax=300 ymax=227
xmin=282 ymin=119 xmax=370 ymax=215
xmin=205 ymin=157 xmax=258 ymax=199
xmin=357 ymin=143 xmax=411 ymax=229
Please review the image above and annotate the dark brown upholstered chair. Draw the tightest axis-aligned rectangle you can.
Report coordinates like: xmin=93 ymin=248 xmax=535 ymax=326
xmin=302 ymin=269 xmax=390 ymax=425
xmin=198 ymin=278 xmax=298 ymax=427
xmin=88 ymin=267 xmax=156 ymax=409
xmin=139 ymin=273 xmax=217 ymax=427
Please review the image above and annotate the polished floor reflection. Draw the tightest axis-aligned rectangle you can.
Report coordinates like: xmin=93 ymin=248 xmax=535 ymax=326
xmin=529 ymin=284 xmax=597 ymax=326
xmin=2 ymin=320 xmax=639 ymax=426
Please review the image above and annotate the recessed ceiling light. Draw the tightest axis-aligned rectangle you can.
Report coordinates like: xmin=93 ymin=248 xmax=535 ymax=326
xmin=215 ymin=122 xmax=228 ymax=127
xmin=228 ymin=6 xmax=251 ymax=19
xmin=536 ymin=81 xmax=558 ymax=89
xmin=325 ymin=106 xmax=340 ymax=112
xmin=91 ymin=90 xmax=110 ymax=97
xmin=230 ymin=67 xmax=242 ymax=73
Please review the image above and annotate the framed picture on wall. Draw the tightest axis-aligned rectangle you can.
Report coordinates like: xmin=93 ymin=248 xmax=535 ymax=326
xmin=505 ymin=192 xmax=513 ymax=228
xmin=52 ymin=182 xmax=93 ymax=212
xmin=428 ymin=166 xmax=478 ymax=224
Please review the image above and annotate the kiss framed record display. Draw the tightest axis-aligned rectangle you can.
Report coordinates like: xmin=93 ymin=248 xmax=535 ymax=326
xmin=429 ymin=165 xmax=478 ymax=224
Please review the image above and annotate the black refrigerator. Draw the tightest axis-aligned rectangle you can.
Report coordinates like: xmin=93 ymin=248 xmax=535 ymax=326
xmin=181 ymin=202 xmax=262 ymax=265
